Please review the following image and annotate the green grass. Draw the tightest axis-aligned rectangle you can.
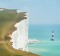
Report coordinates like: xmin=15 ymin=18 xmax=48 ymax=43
xmin=0 ymin=44 xmax=22 ymax=56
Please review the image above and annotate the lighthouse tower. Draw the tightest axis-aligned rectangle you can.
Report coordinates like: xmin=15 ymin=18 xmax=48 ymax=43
xmin=51 ymin=31 xmax=54 ymax=41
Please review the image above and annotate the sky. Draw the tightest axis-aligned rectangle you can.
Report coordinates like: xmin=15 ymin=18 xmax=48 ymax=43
xmin=0 ymin=0 xmax=60 ymax=25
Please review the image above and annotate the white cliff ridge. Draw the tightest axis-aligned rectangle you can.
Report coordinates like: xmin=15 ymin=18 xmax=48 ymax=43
xmin=11 ymin=19 xmax=28 ymax=51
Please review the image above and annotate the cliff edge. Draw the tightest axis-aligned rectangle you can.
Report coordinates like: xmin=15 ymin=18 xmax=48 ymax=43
xmin=0 ymin=8 xmax=39 ymax=56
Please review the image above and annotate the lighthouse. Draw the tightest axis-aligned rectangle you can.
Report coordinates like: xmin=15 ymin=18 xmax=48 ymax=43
xmin=51 ymin=31 xmax=54 ymax=41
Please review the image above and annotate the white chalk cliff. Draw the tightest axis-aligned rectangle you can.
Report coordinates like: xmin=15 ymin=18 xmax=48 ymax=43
xmin=11 ymin=19 xmax=28 ymax=51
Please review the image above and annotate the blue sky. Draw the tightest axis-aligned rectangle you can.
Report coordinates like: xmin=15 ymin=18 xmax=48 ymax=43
xmin=0 ymin=0 xmax=60 ymax=25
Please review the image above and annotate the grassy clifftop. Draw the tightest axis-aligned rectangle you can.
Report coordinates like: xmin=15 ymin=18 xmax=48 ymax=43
xmin=0 ymin=8 xmax=39 ymax=56
xmin=0 ymin=9 xmax=27 ymax=38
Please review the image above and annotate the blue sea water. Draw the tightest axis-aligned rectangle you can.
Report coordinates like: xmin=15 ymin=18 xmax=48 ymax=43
xmin=28 ymin=25 xmax=60 ymax=56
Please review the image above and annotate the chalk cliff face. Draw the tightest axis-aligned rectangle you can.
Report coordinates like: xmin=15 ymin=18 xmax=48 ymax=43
xmin=11 ymin=19 xmax=28 ymax=51
xmin=0 ymin=8 xmax=39 ymax=56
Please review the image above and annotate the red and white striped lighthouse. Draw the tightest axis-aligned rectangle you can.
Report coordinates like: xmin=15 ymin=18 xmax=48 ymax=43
xmin=51 ymin=31 xmax=54 ymax=41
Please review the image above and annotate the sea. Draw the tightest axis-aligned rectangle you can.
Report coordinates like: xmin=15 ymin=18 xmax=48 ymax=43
xmin=28 ymin=25 xmax=60 ymax=56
